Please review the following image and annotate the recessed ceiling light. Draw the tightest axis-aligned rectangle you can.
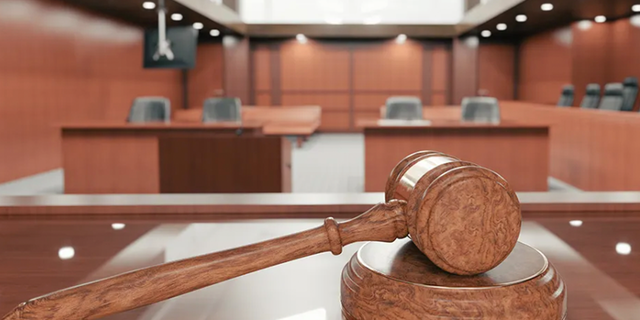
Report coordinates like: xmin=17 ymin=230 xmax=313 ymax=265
xmin=142 ymin=1 xmax=156 ymax=9
xmin=516 ymin=14 xmax=528 ymax=22
xmin=497 ymin=23 xmax=507 ymax=31
xmin=569 ymin=220 xmax=583 ymax=227
xmin=396 ymin=34 xmax=407 ymax=44
xmin=364 ymin=16 xmax=381 ymax=25
xmin=541 ymin=3 xmax=554 ymax=11
xmin=595 ymin=15 xmax=607 ymax=23
xmin=58 ymin=246 xmax=75 ymax=260
xmin=193 ymin=22 xmax=204 ymax=30
xmin=210 ymin=29 xmax=220 ymax=37
xmin=171 ymin=13 xmax=183 ymax=21
xmin=481 ymin=30 xmax=492 ymax=38
xmin=616 ymin=242 xmax=632 ymax=255
xmin=296 ymin=33 xmax=307 ymax=43
xmin=634 ymin=4 xmax=640 ymax=12
xmin=111 ymin=223 xmax=126 ymax=230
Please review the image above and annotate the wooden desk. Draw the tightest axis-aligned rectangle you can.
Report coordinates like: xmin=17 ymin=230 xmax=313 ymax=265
xmin=174 ymin=105 xmax=321 ymax=147
xmin=359 ymin=119 xmax=549 ymax=192
xmin=61 ymin=123 xmax=291 ymax=194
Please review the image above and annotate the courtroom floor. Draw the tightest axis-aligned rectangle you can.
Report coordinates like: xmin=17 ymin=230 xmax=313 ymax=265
xmin=0 ymin=133 xmax=576 ymax=194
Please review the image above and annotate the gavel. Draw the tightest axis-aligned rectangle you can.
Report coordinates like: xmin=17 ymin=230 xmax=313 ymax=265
xmin=3 ymin=151 xmax=521 ymax=320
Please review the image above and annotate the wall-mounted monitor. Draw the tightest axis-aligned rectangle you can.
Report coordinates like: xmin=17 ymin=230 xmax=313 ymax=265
xmin=143 ymin=26 xmax=197 ymax=69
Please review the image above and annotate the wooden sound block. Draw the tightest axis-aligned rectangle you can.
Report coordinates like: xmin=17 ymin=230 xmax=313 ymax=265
xmin=341 ymin=239 xmax=567 ymax=320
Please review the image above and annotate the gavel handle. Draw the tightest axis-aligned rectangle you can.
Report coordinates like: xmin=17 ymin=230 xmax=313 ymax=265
xmin=3 ymin=201 xmax=407 ymax=320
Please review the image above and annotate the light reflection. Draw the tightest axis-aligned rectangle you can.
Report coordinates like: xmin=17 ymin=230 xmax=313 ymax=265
xmin=58 ymin=246 xmax=75 ymax=260
xmin=395 ymin=34 xmax=407 ymax=44
xmin=616 ymin=242 xmax=631 ymax=255
xmin=569 ymin=220 xmax=583 ymax=227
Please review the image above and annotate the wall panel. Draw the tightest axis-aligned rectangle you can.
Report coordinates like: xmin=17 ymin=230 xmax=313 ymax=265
xmin=452 ymin=37 xmax=478 ymax=104
xmin=352 ymin=40 xmax=423 ymax=92
xmin=571 ymin=23 xmax=609 ymax=105
xmin=188 ymin=43 xmax=224 ymax=108
xmin=478 ymin=43 xmax=515 ymax=100
xmin=280 ymin=41 xmax=350 ymax=91
xmin=0 ymin=0 xmax=182 ymax=183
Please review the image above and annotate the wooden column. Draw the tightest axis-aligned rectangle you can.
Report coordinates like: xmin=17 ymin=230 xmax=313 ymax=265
xmin=223 ymin=36 xmax=251 ymax=103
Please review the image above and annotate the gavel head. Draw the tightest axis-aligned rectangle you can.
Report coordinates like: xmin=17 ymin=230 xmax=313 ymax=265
xmin=386 ymin=151 xmax=521 ymax=275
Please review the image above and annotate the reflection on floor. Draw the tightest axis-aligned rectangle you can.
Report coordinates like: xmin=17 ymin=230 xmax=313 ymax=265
xmin=0 ymin=133 xmax=577 ymax=195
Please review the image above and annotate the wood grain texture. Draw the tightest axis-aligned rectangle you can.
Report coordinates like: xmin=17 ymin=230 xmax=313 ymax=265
xmin=62 ymin=130 xmax=160 ymax=194
xmin=363 ymin=123 xmax=549 ymax=192
xmin=159 ymin=136 xmax=290 ymax=193
xmin=571 ymin=23 xmax=609 ymax=106
xmin=608 ymin=18 xmax=640 ymax=111
xmin=452 ymin=37 xmax=478 ymax=104
xmin=342 ymin=240 xmax=566 ymax=320
xmin=60 ymin=125 xmax=294 ymax=194
xmin=500 ymin=101 xmax=640 ymax=191
xmin=280 ymin=40 xmax=350 ymax=91
xmin=188 ymin=43 xmax=224 ymax=108
xmin=2 ymin=201 xmax=409 ymax=320
xmin=320 ymin=111 xmax=351 ymax=131
xmin=252 ymin=44 xmax=272 ymax=91
xmin=518 ymin=27 xmax=572 ymax=105
xmin=223 ymin=36 xmax=251 ymax=103
xmin=478 ymin=43 xmax=515 ymax=100
xmin=386 ymin=152 xmax=521 ymax=275
xmin=352 ymin=40 xmax=423 ymax=92
xmin=431 ymin=45 xmax=451 ymax=105
xmin=0 ymin=0 xmax=182 ymax=184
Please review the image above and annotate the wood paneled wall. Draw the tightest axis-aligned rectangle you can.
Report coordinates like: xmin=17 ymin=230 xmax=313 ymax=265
xmin=478 ymin=43 xmax=515 ymax=100
xmin=0 ymin=0 xmax=183 ymax=183
xmin=223 ymin=36 xmax=251 ymax=104
xmin=251 ymin=39 xmax=453 ymax=131
xmin=188 ymin=43 xmax=224 ymax=108
xmin=518 ymin=27 xmax=572 ymax=105
xmin=452 ymin=37 xmax=479 ymax=104
xmin=518 ymin=17 xmax=640 ymax=110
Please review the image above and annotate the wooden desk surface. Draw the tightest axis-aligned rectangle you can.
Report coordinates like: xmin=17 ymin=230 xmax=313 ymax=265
xmin=59 ymin=121 xmax=262 ymax=131
xmin=1 ymin=196 xmax=638 ymax=319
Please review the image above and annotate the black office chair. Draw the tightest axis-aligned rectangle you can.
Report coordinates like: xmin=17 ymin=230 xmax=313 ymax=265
xmin=384 ymin=96 xmax=423 ymax=120
xmin=580 ymin=84 xmax=601 ymax=109
xmin=599 ymin=83 xmax=625 ymax=111
xmin=557 ymin=85 xmax=574 ymax=107
xmin=461 ymin=97 xmax=500 ymax=123
xmin=621 ymin=77 xmax=638 ymax=112
xmin=202 ymin=98 xmax=242 ymax=123
xmin=127 ymin=97 xmax=171 ymax=123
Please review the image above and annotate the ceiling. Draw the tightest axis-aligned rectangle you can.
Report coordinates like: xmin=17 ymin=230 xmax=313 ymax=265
xmin=466 ymin=0 xmax=640 ymax=40
xmin=61 ymin=0 xmax=236 ymax=41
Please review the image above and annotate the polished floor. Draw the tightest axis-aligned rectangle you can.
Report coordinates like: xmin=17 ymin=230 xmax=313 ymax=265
xmin=1 ymin=217 xmax=638 ymax=319
xmin=0 ymin=134 xmax=576 ymax=195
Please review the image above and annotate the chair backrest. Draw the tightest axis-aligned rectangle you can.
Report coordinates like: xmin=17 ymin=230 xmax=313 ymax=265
xmin=461 ymin=97 xmax=500 ymax=123
xmin=127 ymin=97 xmax=171 ymax=123
xmin=598 ymin=83 xmax=625 ymax=111
xmin=202 ymin=98 xmax=242 ymax=123
xmin=557 ymin=85 xmax=574 ymax=107
xmin=384 ymin=96 xmax=423 ymax=120
xmin=580 ymin=84 xmax=601 ymax=109
xmin=621 ymin=77 xmax=638 ymax=112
